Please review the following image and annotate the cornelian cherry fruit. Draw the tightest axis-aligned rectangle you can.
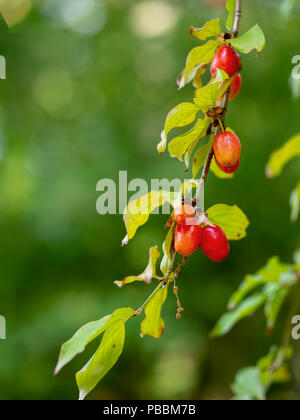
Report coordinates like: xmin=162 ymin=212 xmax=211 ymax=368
xmin=229 ymin=74 xmax=242 ymax=101
xmin=175 ymin=224 xmax=203 ymax=257
xmin=215 ymin=158 xmax=240 ymax=174
xmin=200 ymin=225 xmax=229 ymax=262
xmin=213 ymin=131 xmax=241 ymax=168
xmin=174 ymin=204 xmax=196 ymax=225
xmin=210 ymin=45 xmax=241 ymax=78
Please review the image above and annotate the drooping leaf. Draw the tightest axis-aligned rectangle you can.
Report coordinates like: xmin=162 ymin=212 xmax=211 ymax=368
xmin=76 ymin=308 xmax=134 ymax=400
xmin=192 ymin=64 xmax=208 ymax=89
xmin=115 ymin=246 xmax=160 ymax=287
xmin=141 ymin=283 xmax=169 ymax=339
xmin=231 ymin=367 xmax=265 ymax=401
xmin=190 ymin=19 xmax=221 ymax=41
xmin=258 ymin=256 xmax=291 ymax=283
xmin=226 ymin=0 xmax=237 ymax=31
xmin=168 ymin=118 xmax=209 ymax=161
xmin=264 ymin=284 xmax=289 ymax=332
xmin=160 ymin=225 xmax=175 ymax=275
xmin=183 ymin=40 xmax=219 ymax=87
xmin=266 ymin=134 xmax=300 ymax=178
xmin=54 ymin=315 xmax=110 ymax=375
xmin=210 ymin=156 xmax=234 ymax=179
xmin=206 ymin=204 xmax=249 ymax=240
xmin=123 ymin=190 xmax=175 ymax=242
xmin=184 ymin=137 xmax=201 ymax=170
xmin=192 ymin=137 xmax=213 ymax=178
xmin=211 ymin=293 xmax=267 ymax=337
xmin=230 ymin=24 xmax=266 ymax=54
xmin=290 ymin=182 xmax=300 ymax=222
xmin=228 ymin=274 xmax=264 ymax=310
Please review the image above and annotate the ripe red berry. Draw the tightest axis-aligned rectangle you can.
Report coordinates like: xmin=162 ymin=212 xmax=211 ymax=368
xmin=213 ymin=131 xmax=241 ymax=168
xmin=175 ymin=223 xmax=203 ymax=257
xmin=210 ymin=45 xmax=241 ymax=78
xmin=200 ymin=225 xmax=229 ymax=262
xmin=229 ymin=74 xmax=242 ymax=101
xmin=174 ymin=204 xmax=196 ymax=225
xmin=215 ymin=157 xmax=240 ymax=174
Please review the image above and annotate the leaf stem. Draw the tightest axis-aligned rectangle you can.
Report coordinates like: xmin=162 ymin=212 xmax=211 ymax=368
xmin=135 ymin=252 xmax=176 ymax=316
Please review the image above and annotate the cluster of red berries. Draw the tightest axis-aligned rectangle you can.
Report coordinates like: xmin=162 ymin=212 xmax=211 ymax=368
xmin=174 ymin=204 xmax=230 ymax=262
xmin=211 ymin=45 xmax=242 ymax=174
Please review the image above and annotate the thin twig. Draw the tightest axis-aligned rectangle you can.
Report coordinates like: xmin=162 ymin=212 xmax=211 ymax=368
xmin=194 ymin=1 xmax=242 ymax=202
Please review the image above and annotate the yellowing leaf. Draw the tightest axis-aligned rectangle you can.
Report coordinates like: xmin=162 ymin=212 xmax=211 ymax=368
xmin=54 ymin=315 xmax=110 ymax=375
xmin=230 ymin=24 xmax=266 ymax=54
xmin=165 ymin=102 xmax=200 ymax=136
xmin=210 ymin=156 xmax=234 ymax=179
xmin=123 ymin=190 xmax=174 ymax=241
xmin=115 ymin=246 xmax=160 ymax=287
xmin=266 ymin=134 xmax=300 ymax=178
xmin=160 ymin=226 xmax=175 ymax=275
xmin=190 ymin=19 xmax=221 ymax=40
xmin=168 ymin=118 xmax=209 ymax=161
xmin=194 ymin=75 xmax=231 ymax=111
xmin=76 ymin=308 xmax=134 ymax=400
xmin=184 ymin=40 xmax=219 ymax=83
xmin=192 ymin=138 xmax=213 ymax=178
xmin=206 ymin=204 xmax=249 ymax=240
xmin=141 ymin=283 xmax=169 ymax=339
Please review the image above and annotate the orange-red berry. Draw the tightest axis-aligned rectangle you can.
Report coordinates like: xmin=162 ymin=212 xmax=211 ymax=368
xmin=210 ymin=45 xmax=241 ymax=78
xmin=175 ymin=224 xmax=203 ymax=257
xmin=229 ymin=74 xmax=242 ymax=101
xmin=200 ymin=225 xmax=229 ymax=262
xmin=215 ymin=158 xmax=240 ymax=174
xmin=213 ymin=131 xmax=241 ymax=168
xmin=174 ymin=204 xmax=196 ymax=225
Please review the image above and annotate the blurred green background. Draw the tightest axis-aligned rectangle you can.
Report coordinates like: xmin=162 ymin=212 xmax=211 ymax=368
xmin=0 ymin=0 xmax=300 ymax=400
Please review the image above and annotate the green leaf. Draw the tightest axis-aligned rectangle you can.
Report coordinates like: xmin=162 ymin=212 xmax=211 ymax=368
xmin=76 ymin=307 xmax=134 ymax=400
xmin=211 ymin=293 xmax=267 ymax=337
xmin=190 ymin=19 xmax=221 ymax=40
xmin=230 ymin=24 xmax=266 ymax=54
xmin=294 ymin=249 xmax=300 ymax=264
xmin=123 ymin=190 xmax=175 ymax=243
xmin=160 ymin=225 xmax=175 ymax=275
xmin=264 ymin=285 xmax=289 ymax=332
xmin=258 ymin=256 xmax=291 ymax=283
xmin=290 ymin=182 xmax=300 ymax=222
xmin=226 ymin=0 xmax=237 ymax=31
xmin=206 ymin=204 xmax=250 ymax=240
xmin=228 ymin=274 xmax=264 ymax=310
xmin=115 ymin=246 xmax=160 ymax=287
xmin=54 ymin=315 xmax=110 ymax=375
xmin=183 ymin=40 xmax=219 ymax=86
xmin=266 ymin=134 xmax=300 ymax=178
xmin=258 ymin=346 xmax=293 ymax=386
xmin=141 ymin=283 xmax=169 ymax=339
xmin=210 ymin=156 xmax=234 ymax=179
xmin=168 ymin=118 xmax=209 ymax=161
xmin=194 ymin=73 xmax=231 ymax=111
xmin=231 ymin=367 xmax=265 ymax=401
xmin=192 ymin=137 xmax=213 ymax=178
xmin=184 ymin=137 xmax=200 ymax=170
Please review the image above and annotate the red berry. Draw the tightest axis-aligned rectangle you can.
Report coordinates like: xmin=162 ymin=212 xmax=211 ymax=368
xmin=210 ymin=45 xmax=241 ymax=78
xmin=213 ymin=131 xmax=241 ymax=168
xmin=200 ymin=225 xmax=229 ymax=262
xmin=174 ymin=204 xmax=196 ymax=225
xmin=175 ymin=223 xmax=203 ymax=257
xmin=215 ymin=157 xmax=240 ymax=174
xmin=229 ymin=74 xmax=242 ymax=101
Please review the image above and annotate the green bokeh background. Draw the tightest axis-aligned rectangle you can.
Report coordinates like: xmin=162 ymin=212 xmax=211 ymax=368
xmin=0 ymin=0 xmax=300 ymax=400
